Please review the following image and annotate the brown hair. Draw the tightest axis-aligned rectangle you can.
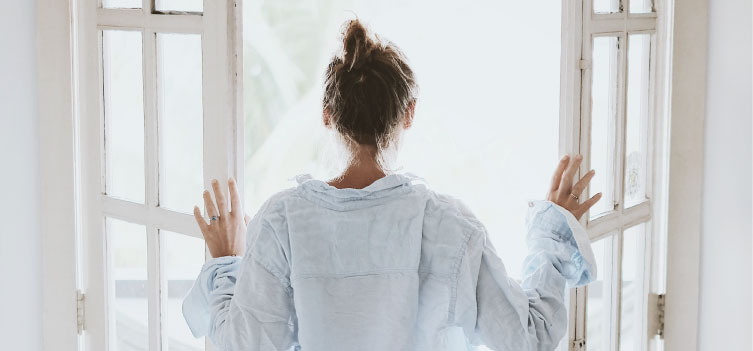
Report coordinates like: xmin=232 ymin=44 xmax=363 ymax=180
xmin=323 ymin=19 xmax=417 ymax=154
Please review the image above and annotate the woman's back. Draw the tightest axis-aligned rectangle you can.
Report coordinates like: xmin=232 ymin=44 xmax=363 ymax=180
xmin=184 ymin=173 xmax=596 ymax=350
xmin=279 ymin=173 xmax=477 ymax=349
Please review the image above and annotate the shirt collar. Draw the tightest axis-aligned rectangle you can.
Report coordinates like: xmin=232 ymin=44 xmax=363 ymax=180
xmin=292 ymin=172 xmax=424 ymax=205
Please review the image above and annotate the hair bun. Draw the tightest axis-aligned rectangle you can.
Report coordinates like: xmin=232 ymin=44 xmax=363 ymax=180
xmin=342 ymin=19 xmax=373 ymax=71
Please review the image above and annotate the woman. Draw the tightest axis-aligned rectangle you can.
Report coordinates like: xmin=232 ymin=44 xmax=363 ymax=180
xmin=183 ymin=19 xmax=601 ymax=351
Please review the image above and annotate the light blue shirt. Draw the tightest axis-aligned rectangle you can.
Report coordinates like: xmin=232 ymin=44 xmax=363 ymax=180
xmin=182 ymin=173 xmax=596 ymax=350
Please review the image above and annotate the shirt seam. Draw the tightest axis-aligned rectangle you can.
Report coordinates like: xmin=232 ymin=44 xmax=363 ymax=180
xmin=251 ymin=255 xmax=294 ymax=297
xmin=292 ymin=186 xmax=416 ymax=212
xmin=447 ymin=226 xmax=474 ymax=324
xmin=290 ymin=268 xmax=451 ymax=280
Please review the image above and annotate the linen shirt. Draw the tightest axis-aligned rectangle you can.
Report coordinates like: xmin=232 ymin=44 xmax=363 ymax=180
xmin=183 ymin=173 xmax=596 ymax=351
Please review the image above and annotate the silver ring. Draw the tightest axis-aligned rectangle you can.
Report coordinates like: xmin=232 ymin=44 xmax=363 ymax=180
xmin=210 ymin=215 xmax=219 ymax=221
xmin=569 ymin=193 xmax=579 ymax=201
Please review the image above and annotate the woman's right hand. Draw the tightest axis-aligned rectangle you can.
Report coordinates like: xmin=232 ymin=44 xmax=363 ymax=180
xmin=193 ymin=178 xmax=250 ymax=258
xmin=547 ymin=154 xmax=602 ymax=220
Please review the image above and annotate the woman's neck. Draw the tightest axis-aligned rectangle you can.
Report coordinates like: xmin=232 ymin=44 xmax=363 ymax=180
xmin=328 ymin=144 xmax=386 ymax=189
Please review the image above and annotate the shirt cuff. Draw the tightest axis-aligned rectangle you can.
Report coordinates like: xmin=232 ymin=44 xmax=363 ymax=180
xmin=182 ymin=255 xmax=242 ymax=337
xmin=525 ymin=200 xmax=597 ymax=287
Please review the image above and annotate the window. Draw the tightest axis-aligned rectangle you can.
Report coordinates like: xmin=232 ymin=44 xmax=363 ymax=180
xmin=60 ymin=0 xmax=672 ymax=350
xmin=570 ymin=1 xmax=669 ymax=350
xmin=76 ymin=1 xmax=240 ymax=350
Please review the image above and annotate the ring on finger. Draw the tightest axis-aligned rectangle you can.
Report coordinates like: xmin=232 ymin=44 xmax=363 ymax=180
xmin=569 ymin=193 xmax=579 ymax=201
xmin=210 ymin=215 xmax=219 ymax=221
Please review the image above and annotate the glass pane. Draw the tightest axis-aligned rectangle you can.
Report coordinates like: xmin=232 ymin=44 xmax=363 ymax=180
xmin=624 ymin=34 xmax=651 ymax=208
xmin=589 ymin=36 xmax=619 ymax=219
xmin=103 ymin=0 xmax=141 ymax=9
xmin=620 ymin=223 xmax=647 ymax=351
xmin=157 ymin=33 xmax=204 ymax=213
xmin=107 ymin=218 xmax=149 ymax=351
xmin=242 ymin=0 xmax=562 ymax=278
xmin=163 ymin=231 xmax=205 ymax=351
xmin=630 ymin=0 xmax=653 ymax=13
xmin=594 ymin=0 xmax=620 ymax=13
xmin=156 ymin=0 xmax=203 ymax=13
xmin=587 ymin=234 xmax=615 ymax=351
xmin=103 ymin=30 xmax=145 ymax=203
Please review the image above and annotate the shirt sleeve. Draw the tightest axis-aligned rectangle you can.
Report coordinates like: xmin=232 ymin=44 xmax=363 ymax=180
xmin=459 ymin=200 xmax=596 ymax=351
xmin=182 ymin=204 xmax=299 ymax=350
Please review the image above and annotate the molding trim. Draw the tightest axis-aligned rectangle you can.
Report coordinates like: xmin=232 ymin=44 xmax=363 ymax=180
xmin=663 ymin=0 xmax=708 ymax=349
xmin=36 ymin=0 xmax=80 ymax=350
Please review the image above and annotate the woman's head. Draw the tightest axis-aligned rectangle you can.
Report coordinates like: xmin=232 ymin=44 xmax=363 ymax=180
xmin=323 ymin=19 xmax=417 ymax=166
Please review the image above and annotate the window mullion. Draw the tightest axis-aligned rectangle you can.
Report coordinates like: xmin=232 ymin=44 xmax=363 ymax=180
xmin=98 ymin=8 xmax=203 ymax=33
xmin=142 ymin=22 xmax=164 ymax=351
xmin=146 ymin=224 xmax=164 ymax=351
xmin=639 ymin=221 xmax=653 ymax=350
xmin=142 ymin=0 xmax=151 ymax=15
xmin=610 ymin=230 xmax=623 ymax=351
xmin=573 ymin=286 xmax=587 ymax=350
xmin=614 ymin=31 xmax=627 ymax=214
xmin=645 ymin=34 xmax=658 ymax=202
xmin=198 ymin=3 xmax=239 ymax=351
xmin=201 ymin=0 xmax=242 ymax=202
xmin=201 ymin=0 xmax=231 ymax=191
xmin=144 ymin=28 xmax=159 ymax=212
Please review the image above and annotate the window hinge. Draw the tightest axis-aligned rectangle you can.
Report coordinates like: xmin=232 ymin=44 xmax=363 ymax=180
xmin=572 ymin=338 xmax=586 ymax=351
xmin=648 ymin=293 xmax=666 ymax=338
xmin=579 ymin=59 xmax=591 ymax=70
xmin=77 ymin=289 xmax=86 ymax=334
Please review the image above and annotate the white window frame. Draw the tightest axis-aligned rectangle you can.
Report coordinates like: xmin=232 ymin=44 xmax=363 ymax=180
xmin=83 ymin=0 xmax=241 ymax=349
xmin=37 ymin=0 xmax=707 ymax=350
xmin=558 ymin=0 xmax=707 ymax=350
xmin=565 ymin=1 xmax=663 ymax=351
xmin=38 ymin=0 xmax=242 ymax=350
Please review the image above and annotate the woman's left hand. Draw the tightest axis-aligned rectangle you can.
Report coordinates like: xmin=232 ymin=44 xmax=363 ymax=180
xmin=193 ymin=178 xmax=250 ymax=258
xmin=547 ymin=154 xmax=602 ymax=220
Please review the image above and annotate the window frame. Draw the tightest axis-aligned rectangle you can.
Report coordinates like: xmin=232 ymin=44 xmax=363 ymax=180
xmin=558 ymin=0 xmax=705 ymax=350
xmin=37 ymin=0 xmax=241 ymax=350
xmin=577 ymin=4 xmax=661 ymax=351
xmin=36 ymin=0 xmax=707 ymax=350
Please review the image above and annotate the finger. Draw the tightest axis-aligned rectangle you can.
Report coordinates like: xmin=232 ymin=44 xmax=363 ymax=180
xmin=212 ymin=179 xmax=229 ymax=216
xmin=228 ymin=177 xmax=241 ymax=216
xmin=571 ymin=169 xmax=596 ymax=197
xmin=579 ymin=192 xmax=603 ymax=213
xmin=193 ymin=205 xmax=209 ymax=234
xmin=244 ymin=214 xmax=251 ymax=226
xmin=549 ymin=155 xmax=570 ymax=193
xmin=559 ymin=154 xmax=583 ymax=194
xmin=203 ymin=190 xmax=218 ymax=218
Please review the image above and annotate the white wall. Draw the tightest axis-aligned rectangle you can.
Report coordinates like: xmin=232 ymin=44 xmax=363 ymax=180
xmin=698 ymin=0 xmax=753 ymax=350
xmin=0 ymin=1 xmax=43 ymax=350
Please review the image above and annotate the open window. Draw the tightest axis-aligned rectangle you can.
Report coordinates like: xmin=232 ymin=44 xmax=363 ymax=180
xmin=569 ymin=1 xmax=672 ymax=350
xmin=74 ymin=1 xmax=241 ymax=350
xmin=36 ymin=0 xmax=693 ymax=350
